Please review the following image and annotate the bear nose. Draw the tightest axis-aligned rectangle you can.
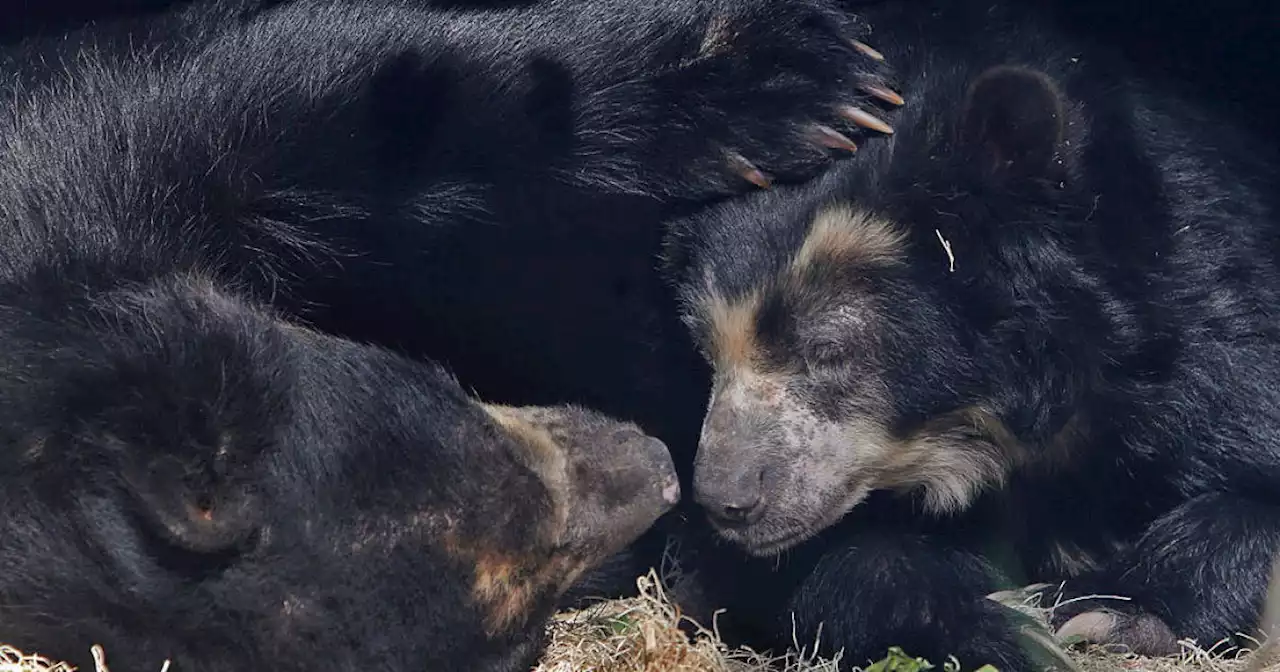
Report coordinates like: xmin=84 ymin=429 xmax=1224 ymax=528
xmin=612 ymin=430 xmax=681 ymax=508
xmin=694 ymin=466 xmax=766 ymax=527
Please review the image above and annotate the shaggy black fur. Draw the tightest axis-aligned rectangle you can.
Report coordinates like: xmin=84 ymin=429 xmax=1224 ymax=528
xmin=0 ymin=0 xmax=896 ymax=482
xmin=0 ymin=0 xmax=896 ymax=667
xmin=0 ymin=272 xmax=679 ymax=672
xmin=663 ymin=0 xmax=1280 ymax=669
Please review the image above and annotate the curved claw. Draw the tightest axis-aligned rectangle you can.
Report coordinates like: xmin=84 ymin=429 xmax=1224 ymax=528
xmin=1055 ymin=610 xmax=1180 ymax=657
xmin=861 ymin=83 xmax=905 ymax=107
xmin=1055 ymin=611 xmax=1118 ymax=644
xmin=839 ymin=105 xmax=895 ymax=135
xmin=810 ymin=124 xmax=859 ymax=152
xmin=848 ymin=39 xmax=885 ymax=62
xmin=725 ymin=151 xmax=772 ymax=189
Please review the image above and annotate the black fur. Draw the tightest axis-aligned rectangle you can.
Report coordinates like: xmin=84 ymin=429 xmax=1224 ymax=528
xmin=0 ymin=0 xmax=901 ymax=666
xmin=0 ymin=270 xmax=682 ymax=672
xmin=0 ymin=0 xmax=896 ymax=481
xmin=664 ymin=0 xmax=1280 ymax=669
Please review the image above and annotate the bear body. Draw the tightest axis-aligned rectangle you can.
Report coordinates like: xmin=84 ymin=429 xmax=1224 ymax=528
xmin=0 ymin=0 xmax=900 ymax=667
xmin=0 ymin=0 xmax=899 ymax=605
xmin=0 ymin=0 xmax=897 ymax=478
xmin=664 ymin=0 xmax=1280 ymax=668
xmin=1 ymin=272 xmax=680 ymax=672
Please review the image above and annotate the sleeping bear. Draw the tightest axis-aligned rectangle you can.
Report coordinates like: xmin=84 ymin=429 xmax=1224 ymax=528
xmin=0 ymin=0 xmax=899 ymax=668
xmin=662 ymin=0 xmax=1280 ymax=669
xmin=0 ymin=274 xmax=680 ymax=672
xmin=0 ymin=0 xmax=901 ymax=494
xmin=2 ymin=0 xmax=901 ymax=605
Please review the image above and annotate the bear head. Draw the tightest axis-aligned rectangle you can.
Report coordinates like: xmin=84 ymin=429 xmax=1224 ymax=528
xmin=0 ymin=274 xmax=678 ymax=671
xmin=667 ymin=64 xmax=1093 ymax=556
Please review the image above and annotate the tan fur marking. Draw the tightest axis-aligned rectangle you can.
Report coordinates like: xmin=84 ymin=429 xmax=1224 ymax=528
xmin=878 ymin=406 xmax=1025 ymax=514
xmin=454 ymin=535 xmax=590 ymax=635
xmin=461 ymin=403 xmax=593 ymax=634
xmin=480 ymin=403 xmax=570 ymax=541
xmin=471 ymin=551 xmax=531 ymax=633
xmin=465 ymin=541 xmax=556 ymax=634
xmin=701 ymin=290 xmax=763 ymax=369
xmin=873 ymin=407 xmax=1091 ymax=515
xmin=790 ymin=205 xmax=907 ymax=275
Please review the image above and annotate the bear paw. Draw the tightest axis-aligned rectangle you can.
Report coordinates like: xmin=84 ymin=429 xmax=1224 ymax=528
xmin=625 ymin=0 xmax=903 ymax=199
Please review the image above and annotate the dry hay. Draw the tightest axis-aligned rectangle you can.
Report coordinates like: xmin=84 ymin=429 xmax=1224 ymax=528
xmin=535 ymin=572 xmax=1280 ymax=672
xmin=4 ymin=571 xmax=1278 ymax=672
xmin=535 ymin=570 xmax=842 ymax=672
xmin=0 ymin=644 xmax=170 ymax=672
xmin=0 ymin=645 xmax=76 ymax=672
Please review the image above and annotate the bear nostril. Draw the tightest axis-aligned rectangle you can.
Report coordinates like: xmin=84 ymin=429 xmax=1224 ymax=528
xmin=717 ymin=494 xmax=766 ymax=526
xmin=695 ymin=465 xmax=768 ymax=528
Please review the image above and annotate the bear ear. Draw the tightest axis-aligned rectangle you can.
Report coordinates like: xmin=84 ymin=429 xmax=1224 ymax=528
xmin=958 ymin=65 xmax=1068 ymax=179
xmin=119 ymin=437 xmax=262 ymax=555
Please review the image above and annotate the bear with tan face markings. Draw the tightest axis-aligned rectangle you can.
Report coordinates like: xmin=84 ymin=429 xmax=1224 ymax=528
xmin=0 ymin=0 xmax=901 ymax=669
xmin=663 ymin=0 xmax=1280 ymax=669
xmin=1 ymin=276 xmax=680 ymax=672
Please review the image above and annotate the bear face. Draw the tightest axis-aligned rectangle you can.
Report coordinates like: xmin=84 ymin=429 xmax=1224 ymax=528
xmin=0 ymin=274 xmax=678 ymax=672
xmin=667 ymin=61 xmax=1098 ymax=556
xmin=672 ymin=201 xmax=1007 ymax=556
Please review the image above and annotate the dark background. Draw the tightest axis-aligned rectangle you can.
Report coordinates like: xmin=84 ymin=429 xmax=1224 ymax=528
xmin=3 ymin=0 xmax=1276 ymax=143
xmin=1032 ymin=0 xmax=1278 ymax=146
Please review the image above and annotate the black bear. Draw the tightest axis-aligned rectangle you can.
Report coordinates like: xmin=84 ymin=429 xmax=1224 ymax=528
xmin=662 ymin=0 xmax=1280 ymax=669
xmin=0 ymin=0 xmax=900 ymax=667
xmin=0 ymin=273 xmax=680 ymax=672
xmin=0 ymin=0 xmax=901 ymax=480
xmin=0 ymin=0 xmax=901 ymax=606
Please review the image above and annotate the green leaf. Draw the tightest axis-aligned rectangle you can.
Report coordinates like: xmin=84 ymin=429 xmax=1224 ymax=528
xmin=865 ymin=647 xmax=936 ymax=672
xmin=605 ymin=615 xmax=635 ymax=635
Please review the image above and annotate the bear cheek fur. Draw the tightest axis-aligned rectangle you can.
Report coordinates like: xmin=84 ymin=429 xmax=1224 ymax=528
xmin=429 ymin=405 xmax=577 ymax=638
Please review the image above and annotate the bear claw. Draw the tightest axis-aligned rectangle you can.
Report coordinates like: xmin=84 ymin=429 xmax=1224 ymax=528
xmin=1056 ymin=611 xmax=1119 ymax=643
xmin=839 ymin=105 xmax=895 ymax=134
xmin=1054 ymin=609 xmax=1181 ymax=657
xmin=810 ymin=124 xmax=859 ymax=152
xmin=848 ymin=39 xmax=885 ymax=62
xmin=696 ymin=29 xmax=899 ymax=194
xmin=861 ymin=83 xmax=905 ymax=106
xmin=726 ymin=150 xmax=773 ymax=189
